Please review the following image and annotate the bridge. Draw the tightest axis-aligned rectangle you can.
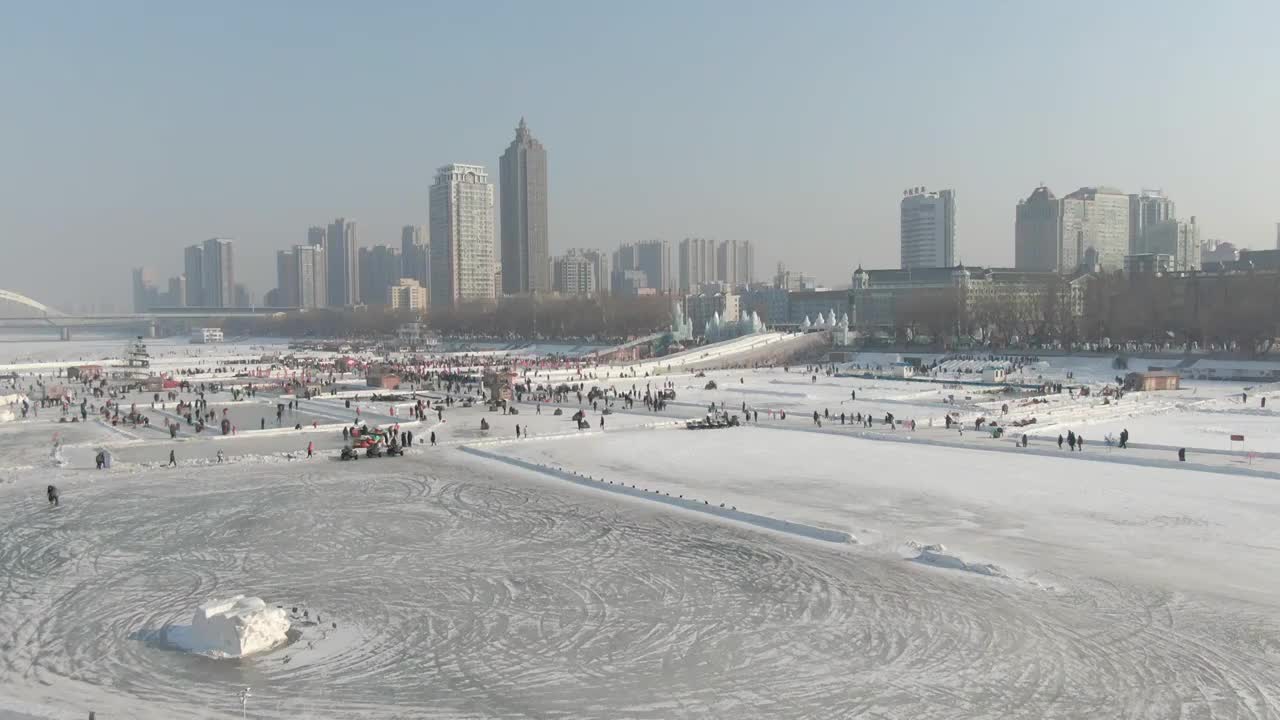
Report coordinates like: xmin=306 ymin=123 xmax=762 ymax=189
xmin=0 ymin=289 xmax=297 ymax=338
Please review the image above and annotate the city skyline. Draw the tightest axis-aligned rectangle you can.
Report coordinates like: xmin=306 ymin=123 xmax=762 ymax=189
xmin=5 ymin=3 xmax=1279 ymax=308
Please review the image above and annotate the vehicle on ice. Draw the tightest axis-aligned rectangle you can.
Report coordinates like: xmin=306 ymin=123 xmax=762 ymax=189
xmin=685 ymin=411 xmax=740 ymax=430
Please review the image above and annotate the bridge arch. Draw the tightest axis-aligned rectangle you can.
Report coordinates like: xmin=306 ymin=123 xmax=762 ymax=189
xmin=0 ymin=289 xmax=66 ymax=317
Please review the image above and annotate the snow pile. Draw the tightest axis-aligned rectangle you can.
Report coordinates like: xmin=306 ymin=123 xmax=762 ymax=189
xmin=907 ymin=543 xmax=1007 ymax=578
xmin=184 ymin=595 xmax=290 ymax=657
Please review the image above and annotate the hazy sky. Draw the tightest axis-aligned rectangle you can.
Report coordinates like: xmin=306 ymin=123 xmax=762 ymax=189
xmin=3 ymin=1 xmax=1278 ymax=309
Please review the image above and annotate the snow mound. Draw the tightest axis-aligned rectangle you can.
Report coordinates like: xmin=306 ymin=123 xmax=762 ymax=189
xmin=907 ymin=543 xmax=1007 ymax=578
xmin=175 ymin=595 xmax=291 ymax=658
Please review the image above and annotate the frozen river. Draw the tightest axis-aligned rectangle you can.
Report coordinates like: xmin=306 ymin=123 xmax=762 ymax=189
xmin=4 ymin=449 xmax=1280 ymax=718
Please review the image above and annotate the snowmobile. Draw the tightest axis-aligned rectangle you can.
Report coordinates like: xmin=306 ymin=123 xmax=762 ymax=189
xmin=339 ymin=447 xmax=359 ymax=461
xmin=366 ymin=443 xmax=384 ymax=459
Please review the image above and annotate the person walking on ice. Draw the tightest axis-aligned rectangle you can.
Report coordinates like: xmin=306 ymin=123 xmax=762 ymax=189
xmin=168 ymin=449 xmax=177 ymax=467
xmin=307 ymin=441 xmax=314 ymax=458
xmin=46 ymin=484 xmax=59 ymax=507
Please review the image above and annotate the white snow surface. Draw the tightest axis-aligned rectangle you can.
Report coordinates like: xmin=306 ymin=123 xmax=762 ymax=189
xmin=7 ymin=338 xmax=1280 ymax=718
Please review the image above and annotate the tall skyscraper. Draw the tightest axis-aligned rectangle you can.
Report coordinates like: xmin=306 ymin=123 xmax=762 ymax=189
xmin=326 ymin=218 xmax=359 ymax=307
xmin=131 ymin=267 xmax=160 ymax=312
xmin=1015 ymin=186 xmax=1062 ymax=272
xmin=678 ymin=238 xmax=717 ymax=291
xmin=401 ymin=225 xmax=429 ymax=289
xmin=1138 ymin=217 xmax=1201 ymax=271
xmin=613 ymin=240 xmax=672 ymax=294
xmin=358 ymin=245 xmax=402 ymax=305
xmin=293 ymin=244 xmax=326 ymax=309
xmin=715 ymin=239 xmax=754 ymax=286
xmin=499 ymin=118 xmax=549 ymax=295
xmin=1129 ymin=190 xmax=1175 ymax=253
xmin=183 ymin=244 xmax=205 ymax=306
xmin=201 ymin=238 xmax=235 ymax=308
xmin=1061 ymin=187 xmax=1130 ymax=271
xmin=276 ymin=250 xmax=299 ymax=306
xmin=900 ymin=187 xmax=956 ymax=269
xmin=430 ymin=164 xmax=496 ymax=308
xmin=167 ymin=275 xmax=186 ymax=308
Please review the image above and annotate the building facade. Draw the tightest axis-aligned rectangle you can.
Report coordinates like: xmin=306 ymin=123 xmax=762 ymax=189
xmin=1136 ymin=217 xmax=1201 ymax=271
xmin=716 ymin=239 xmax=754 ymax=286
xmin=358 ymin=245 xmax=402 ymax=306
xmin=678 ymin=237 xmax=717 ymax=291
xmin=552 ymin=250 xmax=598 ymax=296
xmin=430 ymin=164 xmax=496 ymax=308
xmin=613 ymin=239 xmax=672 ymax=294
xmin=1129 ymin=190 xmax=1175 ymax=254
xmin=1061 ymin=187 xmax=1130 ymax=272
xmin=401 ymin=225 xmax=429 ymax=290
xmin=499 ymin=118 xmax=549 ymax=295
xmin=900 ymin=187 xmax=956 ymax=269
xmin=294 ymin=244 xmax=326 ymax=309
xmin=200 ymin=238 xmax=235 ymax=308
xmin=326 ymin=218 xmax=359 ymax=307
xmin=387 ymin=278 xmax=428 ymax=311
xmin=183 ymin=244 xmax=205 ymax=307
xmin=275 ymin=250 xmax=298 ymax=306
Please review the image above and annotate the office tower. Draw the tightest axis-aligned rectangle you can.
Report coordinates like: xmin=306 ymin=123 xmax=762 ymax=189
xmin=565 ymin=248 xmax=609 ymax=294
xmin=387 ymin=278 xmax=428 ymax=311
xmin=201 ymin=238 xmax=235 ymax=308
xmin=900 ymin=187 xmax=957 ymax=269
xmin=167 ymin=275 xmax=186 ymax=307
xmin=430 ymin=164 xmax=496 ymax=308
xmin=1139 ymin=217 xmax=1202 ymax=271
xmin=401 ymin=224 xmax=429 ymax=289
xmin=613 ymin=239 xmax=672 ymax=293
xmin=678 ymin=238 xmax=716 ymax=291
xmin=276 ymin=250 xmax=298 ymax=306
xmin=293 ymin=244 xmax=326 ymax=309
xmin=326 ymin=218 xmax=359 ymax=307
xmin=131 ymin=268 xmax=160 ymax=312
xmin=233 ymin=283 xmax=250 ymax=308
xmin=307 ymin=225 xmax=326 ymax=248
xmin=1061 ymin=187 xmax=1130 ymax=271
xmin=715 ymin=239 xmax=754 ymax=286
xmin=358 ymin=245 xmax=402 ymax=305
xmin=183 ymin=244 xmax=205 ymax=306
xmin=1129 ymin=190 xmax=1176 ymax=254
xmin=499 ymin=118 xmax=550 ymax=295
xmin=552 ymin=250 xmax=598 ymax=296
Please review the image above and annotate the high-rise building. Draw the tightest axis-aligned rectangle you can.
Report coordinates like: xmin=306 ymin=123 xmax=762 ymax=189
xmin=131 ymin=268 xmax=160 ymax=312
xmin=294 ymin=244 xmax=326 ymax=309
xmin=715 ymin=239 xmax=754 ymax=286
xmin=900 ymin=187 xmax=956 ymax=269
xmin=1137 ymin=217 xmax=1201 ymax=271
xmin=401 ymin=225 xmax=429 ymax=289
xmin=233 ymin=283 xmax=250 ymax=309
xmin=430 ymin=164 xmax=496 ymax=308
xmin=183 ymin=244 xmax=205 ymax=306
xmin=167 ymin=275 xmax=186 ymax=308
xmin=387 ymin=278 xmax=428 ymax=311
xmin=613 ymin=239 xmax=672 ymax=294
xmin=307 ymin=225 xmax=326 ymax=249
xmin=276 ymin=250 xmax=298 ymax=306
xmin=499 ymin=118 xmax=549 ymax=295
xmin=575 ymin=248 xmax=610 ymax=294
xmin=1016 ymin=185 xmax=1130 ymax=273
xmin=326 ymin=218 xmax=359 ymax=307
xmin=678 ymin=238 xmax=717 ymax=291
xmin=552 ymin=250 xmax=598 ymax=296
xmin=201 ymin=238 xmax=235 ymax=308
xmin=1061 ymin=187 xmax=1130 ymax=271
xmin=1129 ymin=190 xmax=1175 ymax=254
xmin=359 ymin=245 xmax=402 ymax=306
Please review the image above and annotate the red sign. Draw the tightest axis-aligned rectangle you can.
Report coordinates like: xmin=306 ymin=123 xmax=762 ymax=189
xmin=1231 ymin=434 xmax=1245 ymax=442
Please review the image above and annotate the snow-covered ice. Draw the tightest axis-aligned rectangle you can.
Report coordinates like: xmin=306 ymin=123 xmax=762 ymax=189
xmin=6 ymin=337 xmax=1280 ymax=718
